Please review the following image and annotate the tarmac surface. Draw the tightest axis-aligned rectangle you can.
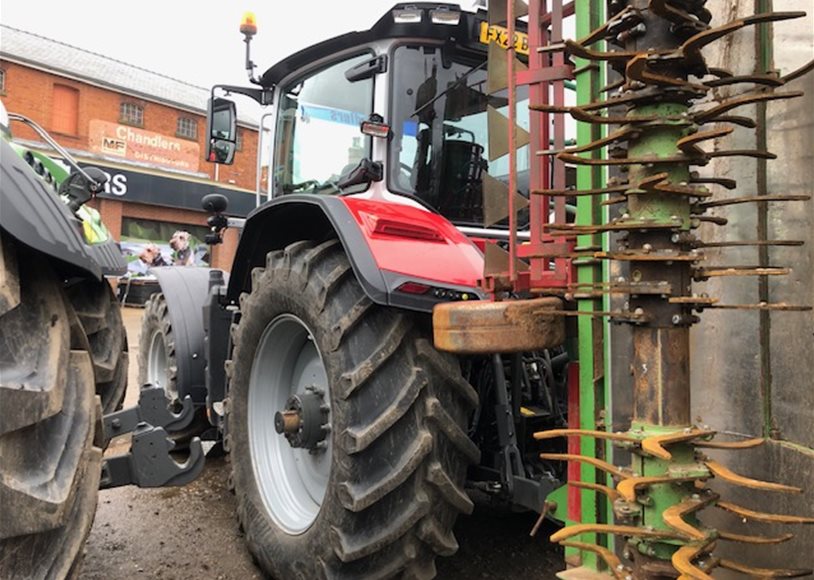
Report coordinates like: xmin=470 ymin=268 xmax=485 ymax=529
xmin=80 ymin=305 xmax=564 ymax=579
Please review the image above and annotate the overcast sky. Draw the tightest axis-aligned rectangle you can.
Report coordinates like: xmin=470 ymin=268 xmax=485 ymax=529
xmin=1 ymin=0 xmax=479 ymax=89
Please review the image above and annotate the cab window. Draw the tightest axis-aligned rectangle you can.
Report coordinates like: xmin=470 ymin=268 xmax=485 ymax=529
xmin=273 ymin=53 xmax=374 ymax=195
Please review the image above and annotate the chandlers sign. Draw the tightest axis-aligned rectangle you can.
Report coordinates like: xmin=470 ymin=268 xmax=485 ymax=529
xmin=83 ymin=162 xmax=256 ymax=217
xmin=88 ymin=120 xmax=200 ymax=172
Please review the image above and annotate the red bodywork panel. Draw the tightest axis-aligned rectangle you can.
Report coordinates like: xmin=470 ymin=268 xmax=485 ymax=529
xmin=341 ymin=197 xmax=484 ymax=287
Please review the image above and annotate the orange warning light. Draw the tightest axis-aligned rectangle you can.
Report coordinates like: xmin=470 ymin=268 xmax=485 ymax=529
xmin=240 ymin=12 xmax=257 ymax=37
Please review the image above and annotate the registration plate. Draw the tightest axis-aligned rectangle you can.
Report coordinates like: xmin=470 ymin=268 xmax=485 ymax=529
xmin=479 ymin=22 xmax=529 ymax=56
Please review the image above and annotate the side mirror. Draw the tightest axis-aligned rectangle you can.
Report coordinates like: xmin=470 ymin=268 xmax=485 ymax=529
xmin=205 ymin=97 xmax=237 ymax=165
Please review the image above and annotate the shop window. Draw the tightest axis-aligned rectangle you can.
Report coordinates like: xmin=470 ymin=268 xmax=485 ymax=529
xmin=52 ymin=84 xmax=79 ymax=135
xmin=0 ymin=69 xmax=6 ymax=94
xmin=121 ymin=218 xmax=211 ymax=275
xmin=176 ymin=116 xmax=197 ymax=139
xmin=120 ymin=101 xmax=144 ymax=127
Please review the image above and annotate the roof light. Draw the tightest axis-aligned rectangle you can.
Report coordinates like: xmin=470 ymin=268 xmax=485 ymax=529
xmin=240 ymin=11 xmax=257 ymax=37
xmin=392 ymin=7 xmax=423 ymax=24
xmin=430 ymin=7 xmax=461 ymax=25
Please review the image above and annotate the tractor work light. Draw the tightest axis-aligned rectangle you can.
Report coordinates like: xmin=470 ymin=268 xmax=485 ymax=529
xmin=240 ymin=11 xmax=257 ymax=37
xmin=430 ymin=7 xmax=461 ymax=25
xmin=392 ymin=7 xmax=423 ymax=24
xmin=360 ymin=114 xmax=390 ymax=138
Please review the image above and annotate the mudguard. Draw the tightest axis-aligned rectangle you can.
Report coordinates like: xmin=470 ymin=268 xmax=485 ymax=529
xmin=226 ymin=194 xmax=484 ymax=313
xmin=0 ymin=139 xmax=125 ymax=278
xmin=150 ymin=267 xmax=221 ymax=403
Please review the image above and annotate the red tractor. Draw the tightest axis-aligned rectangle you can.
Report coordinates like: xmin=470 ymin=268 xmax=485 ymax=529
xmin=140 ymin=4 xmax=567 ymax=578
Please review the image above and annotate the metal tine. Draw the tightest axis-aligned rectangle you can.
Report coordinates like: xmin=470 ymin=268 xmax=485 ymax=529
xmin=625 ymin=54 xmax=710 ymax=93
xmin=677 ymin=127 xmax=734 ymax=157
xmin=705 ymin=303 xmax=812 ymax=312
xmin=697 ymin=240 xmax=804 ymax=248
xmin=693 ymin=266 xmax=790 ymax=279
xmin=568 ymin=480 xmax=621 ymax=502
xmin=681 ymin=12 xmax=806 ymax=66
xmin=662 ymin=495 xmax=718 ymax=540
xmin=719 ymin=559 xmax=813 ymax=578
xmin=716 ymin=501 xmax=814 ymax=524
xmin=694 ymin=437 xmax=764 ymax=450
xmin=533 ymin=428 xmax=637 ymax=444
xmin=693 ymin=91 xmax=803 ymax=124
xmin=691 ymin=176 xmax=737 ymax=190
xmin=649 ymin=0 xmax=711 ymax=29
xmin=707 ymin=148 xmax=777 ymax=160
xmin=671 ymin=542 xmax=716 ymax=580
xmin=546 ymin=222 xmax=679 ymax=234
xmin=704 ymin=73 xmax=784 ymax=88
xmin=640 ymin=428 xmax=715 ymax=460
xmin=530 ymin=184 xmax=628 ymax=197
xmin=705 ymin=460 xmax=802 ymax=493
xmin=693 ymin=215 xmax=728 ymax=226
xmin=596 ymin=251 xmax=702 ymax=262
xmin=559 ymin=541 xmax=631 ymax=580
xmin=718 ymin=531 xmax=794 ymax=545
xmin=538 ymin=452 xmax=632 ymax=480
xmin=550 ymin=523 xmax=687 ymax=544
xmin=538 ymin=126 xmax=636 ymax=156
xmin=781 ymin=58 xmax=814 ymax=84
xmin=669 ymin=297 xmax=718 ymax=306
xmin=697 ymin=194 xmax=810 ymax=210
xmin=564 ymin=38 xmax=641 ymax=63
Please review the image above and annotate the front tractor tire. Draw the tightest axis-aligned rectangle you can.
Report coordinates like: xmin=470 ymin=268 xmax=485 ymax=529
xmin=228 ymin=240 xmax=480 ymax=579
xmin=0 ymin=234 xmax=101 ymax=579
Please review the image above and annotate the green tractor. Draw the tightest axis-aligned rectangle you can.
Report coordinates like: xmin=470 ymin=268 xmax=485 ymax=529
xmin=0 ymin=100 xmax=128 ymax=579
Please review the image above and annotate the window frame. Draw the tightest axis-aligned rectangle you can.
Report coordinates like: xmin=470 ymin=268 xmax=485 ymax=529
xmin=176 ymin=116 xmax=198 ymax=140
xmin=119 ymin=101 xmax=144 ymax=127
xmin=271 ymin=49 xmax=376 ymax=197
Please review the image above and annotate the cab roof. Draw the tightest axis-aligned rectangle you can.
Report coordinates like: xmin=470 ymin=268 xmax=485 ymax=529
xmin=258 ymin=3 xmax=489 ymax=87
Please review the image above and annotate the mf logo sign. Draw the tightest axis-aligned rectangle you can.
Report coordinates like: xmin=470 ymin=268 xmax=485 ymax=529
xmin=102 ymin=136 xmax=127 ymax=156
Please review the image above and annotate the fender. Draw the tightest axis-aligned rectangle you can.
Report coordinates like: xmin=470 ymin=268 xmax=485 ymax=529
xmin=0 ymin=139 xmax=125 ymax=278
xmin=150 ymin=267 xmax=222 ymax=403
xmin=226 ymin=194 xmax=485 ymax=313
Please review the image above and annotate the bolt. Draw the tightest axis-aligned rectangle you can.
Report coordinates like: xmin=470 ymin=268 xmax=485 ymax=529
xmin=672 ymin=314 xmax=682 ymax=325
xmin=111 ymin=418 xmax=122 ymax=430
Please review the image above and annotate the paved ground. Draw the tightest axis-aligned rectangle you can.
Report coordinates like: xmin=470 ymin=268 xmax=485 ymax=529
xmin=80 ymin=306 xmax=563 ymax=579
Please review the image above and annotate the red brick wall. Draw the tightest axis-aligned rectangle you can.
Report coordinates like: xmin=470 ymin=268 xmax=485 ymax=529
xmin=2 ymin=59 xmax=256 ymax=270
xmin=0 ymin=60 xmax=258 ymax=190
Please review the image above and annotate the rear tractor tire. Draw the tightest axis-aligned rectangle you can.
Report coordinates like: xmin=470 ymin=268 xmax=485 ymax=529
xmin=138 ymin=292 xmax=178 ymax=399
xmin=227 ymin=239 xmax=480 ymax=579
xmin=0 ymin=233 xmax=102 ymax=579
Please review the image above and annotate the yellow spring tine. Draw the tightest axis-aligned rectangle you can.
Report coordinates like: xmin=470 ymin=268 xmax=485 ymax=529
xmin=718 ymin=530 xmax=794 ymax=545
xmin=568 ymin=480 xmax=621 ymax=503
xmin=641 ymin=428 xmax=715 ymax=460
xmin=716 ymin=501 xmax=814 ymax=524
xmin=695 ymin=437 xmax=764 ymax=450
xmin=720 ymin=559 xmax=813 ymax=578
xmin=533 ymin=428 xmax=636 ymax=444
xmin=539 ymin=453 xmax=630 ymax=481
xmin=550 ymin=523 xmax=686 ymax=543
xmin=706 ymin=460 xmax=802 ymax=493
xmin=662 ymin=495 xmax=717 ymax=540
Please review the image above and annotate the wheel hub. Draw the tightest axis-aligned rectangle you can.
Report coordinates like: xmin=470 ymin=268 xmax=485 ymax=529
xmin=274 ymin=386 xmax=330 ymax=452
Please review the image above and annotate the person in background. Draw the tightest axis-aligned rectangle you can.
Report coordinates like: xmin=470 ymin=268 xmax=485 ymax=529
xmin=169 ymin=230 xmax=195 ymax=266
xmin=129 ymin=243 xmax=168 ymax=275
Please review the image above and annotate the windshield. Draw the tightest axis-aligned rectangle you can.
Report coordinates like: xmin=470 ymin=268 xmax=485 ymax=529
xmin=389 ymin=45 xmax=530 ymax=227
xmin=273 ymin=53 xmax=374 ymax=196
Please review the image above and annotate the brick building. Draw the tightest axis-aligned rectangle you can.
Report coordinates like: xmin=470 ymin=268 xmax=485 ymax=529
xmin=0 ymin=24 xmax=261 ymax=271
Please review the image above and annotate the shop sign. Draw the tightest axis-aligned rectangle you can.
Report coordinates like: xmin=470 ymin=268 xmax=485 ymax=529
xmin=83 ymin=162 xmax=256 ymax=217
xmin=88 ymin=120 xmax=200 ymax=172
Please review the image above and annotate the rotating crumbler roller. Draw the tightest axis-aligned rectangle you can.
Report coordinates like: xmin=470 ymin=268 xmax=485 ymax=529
xmin=528 ymin=1 xmax=813 ymax=578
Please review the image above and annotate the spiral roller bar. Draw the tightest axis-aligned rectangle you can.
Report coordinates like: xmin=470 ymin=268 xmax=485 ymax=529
xmin=492 ymin=0 xmax=814 ymax=577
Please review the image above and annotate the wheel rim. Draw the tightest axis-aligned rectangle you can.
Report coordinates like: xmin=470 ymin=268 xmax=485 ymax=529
xmin=249 ymin=314 xmax=331 ymax=535
xmin=147 ymin=329 xmax=174 ymax=397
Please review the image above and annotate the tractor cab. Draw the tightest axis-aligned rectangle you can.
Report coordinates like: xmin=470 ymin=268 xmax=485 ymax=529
xmin=207 ymin=3 xmax=530 ymax=231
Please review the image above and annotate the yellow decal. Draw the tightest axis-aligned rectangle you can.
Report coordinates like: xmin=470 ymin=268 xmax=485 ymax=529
xmin=479 ymin=22 xmax=529 ymax=56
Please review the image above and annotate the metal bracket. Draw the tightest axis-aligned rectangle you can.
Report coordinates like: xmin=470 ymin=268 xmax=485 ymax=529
xmin=100 ymin=425 xmax=205 ymax=489
xmin=99 ymin=385 xmax=205 ymax=489
xmin=103 ymin=385 xmax=196 ymax=445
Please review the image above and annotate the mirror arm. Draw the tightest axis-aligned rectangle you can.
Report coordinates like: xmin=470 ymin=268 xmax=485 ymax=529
xmin=211 ymin=84 xmax=273 ymax=106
